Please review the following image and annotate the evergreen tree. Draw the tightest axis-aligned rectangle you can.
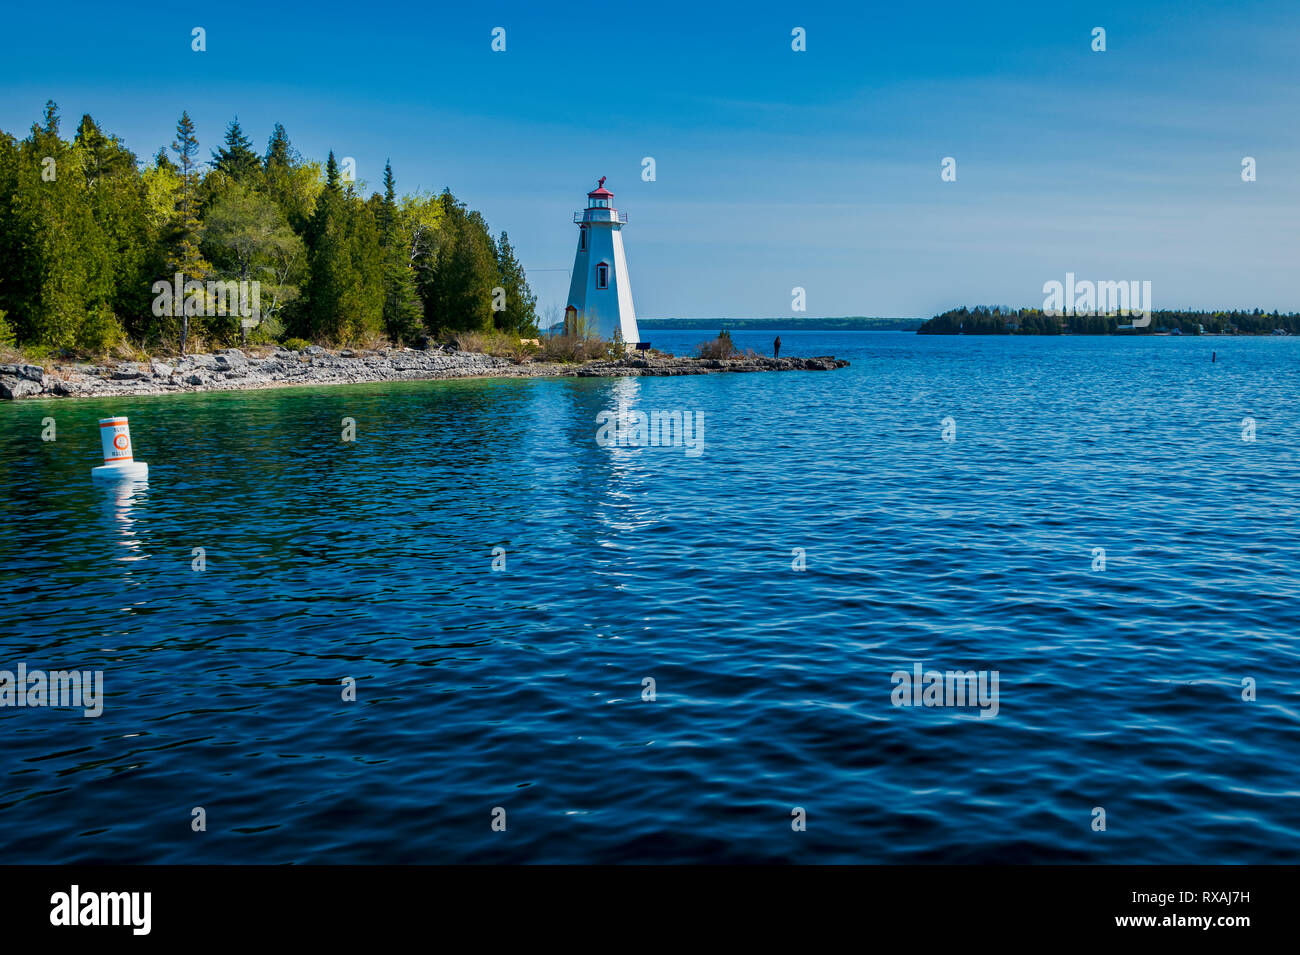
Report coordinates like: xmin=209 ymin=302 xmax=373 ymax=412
xmin=379 ymin=160 xmax=422 ymax=343
xmin=264 ymin=123 xmax=291 ymax=170
xmin=0 ymin=102 xmax=120 ymax=351
xmin=75 ymin=115 xmax=135 ymax=186
xmin=167 ymin=111 xmax=211 ymax=353
xmin=300 ymin=151 xmax=343 ymax=339
xmin=261 ymin=123 xmax=320 ymax=234
xmin=422 ymin=190 xmax=501 ymax=334
xmin=340 ymin=194 xmax=385 ymax=344
xmin=211 ymin=118 xmax=260 ymax=182
xmin=0 ymin=130 xmax=18 ymax=320
xmin=494 ymin=230 xmax=537 ymax=336
xmin=153 ymin=147 xmax=176 ymax=174
xmin=75 ymin=114 xmax=155 ymax=334
xmin=300 ymin=151 xmax=384 ymax=343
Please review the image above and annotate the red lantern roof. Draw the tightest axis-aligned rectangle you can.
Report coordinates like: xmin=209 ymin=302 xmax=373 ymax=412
xmin=587 ymin=176 xmax=613 ymax=198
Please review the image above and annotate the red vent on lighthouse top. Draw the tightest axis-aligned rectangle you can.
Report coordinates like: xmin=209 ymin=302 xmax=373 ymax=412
xmin=587 ymin=176 xmax=613 ymax=199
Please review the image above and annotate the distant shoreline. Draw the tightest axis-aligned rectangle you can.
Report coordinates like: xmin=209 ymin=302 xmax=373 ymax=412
xmin=917 ymin=307 xmax=1300 ymax=336
xmin=636 ymin=317 xmax=924 ymax=332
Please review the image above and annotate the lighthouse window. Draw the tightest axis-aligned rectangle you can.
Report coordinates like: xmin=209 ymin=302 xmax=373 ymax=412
xmin=596 ymin=263 xmax=609 ymax=289
xmin=579 ymin=228 xmax=586 ymax=251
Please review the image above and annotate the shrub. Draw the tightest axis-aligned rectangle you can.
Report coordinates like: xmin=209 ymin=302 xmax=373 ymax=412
xmin=503 ymin=338 xmax=538 ymax=364
xmin=696 ymin=329 xmax=737 ymax=359
xmin=248 ymin=313 xmax=285 ymax=345
xmin=607 ymin=327 xmax=628 ymax=360
xmin=538 ymin=333 xmax=607 ymax=363
xmin=534 ymin=311 xmax=609 ymax=363
xmin=450 ymin=330 xmax=489 ymax=354
xmin=181 ymin=330 xmax=209 ymax=355
xmin=451 ymin=330 xmax=542 ymax=362
xmin=280 ymin=337 xmax=311 ymax=352
xmin=351 ymin=328 xmax=391 ymax=351
xmin=76 ymin=304 xmax=126 ymax=356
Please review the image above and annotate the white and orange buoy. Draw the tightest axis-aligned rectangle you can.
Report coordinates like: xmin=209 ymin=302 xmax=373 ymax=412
xmin=92 ymin=416 xmax=148 ymax=481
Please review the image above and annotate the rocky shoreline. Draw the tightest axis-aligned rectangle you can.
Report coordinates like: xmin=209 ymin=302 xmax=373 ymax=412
xmin=0 ymin=346 xmax=849 ymax=401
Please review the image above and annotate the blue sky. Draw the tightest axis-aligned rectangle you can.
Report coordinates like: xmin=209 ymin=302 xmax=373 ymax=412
xmin=2 ymin=0 xmax=1298 ymax=318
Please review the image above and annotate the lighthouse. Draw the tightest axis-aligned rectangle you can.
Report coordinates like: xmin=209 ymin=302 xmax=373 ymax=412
xmin=566 ymin=178 xmax=641 ymax=344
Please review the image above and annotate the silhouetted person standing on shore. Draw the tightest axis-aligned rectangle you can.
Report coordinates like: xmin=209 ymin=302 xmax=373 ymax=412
xmin=774 ymin=336 xmax=782 ymax=358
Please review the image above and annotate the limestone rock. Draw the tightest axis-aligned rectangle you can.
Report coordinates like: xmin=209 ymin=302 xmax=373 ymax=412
xmin=0 ymin=375 xmax=42 ymax=399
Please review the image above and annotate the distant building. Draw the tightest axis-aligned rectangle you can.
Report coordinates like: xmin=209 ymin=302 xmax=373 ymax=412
xmin=567 ymin=178 xmax=641 ymax=344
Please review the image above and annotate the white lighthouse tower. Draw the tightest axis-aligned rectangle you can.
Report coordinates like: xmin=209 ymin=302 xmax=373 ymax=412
xmin=566 ymin=177 xmax=641 ymax=344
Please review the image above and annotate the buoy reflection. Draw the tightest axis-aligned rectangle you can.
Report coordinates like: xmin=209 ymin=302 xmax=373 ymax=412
xmin=101 ymin=477 xmax=149 ymax=562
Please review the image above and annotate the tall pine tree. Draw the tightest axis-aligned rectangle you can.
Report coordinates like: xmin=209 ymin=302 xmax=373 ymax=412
xmin=211 ymin=118 xmax=260 ymax=182
xmin=168 ymin=110 xmax=210 ymax=353
xmin=494 ymin=230 xmax=537 ymax=336
xmin=379 ymin=160 xmax=423 ymax=344
xmin=301 ymin=151 xmax=383 ymax=344
xmin=262 ymin=123 xmax=319 ymax=234
xmin=75 ymin=114 xmax=155 ymax=331
xmin=264 ymin=123 xmax=291 ymax=170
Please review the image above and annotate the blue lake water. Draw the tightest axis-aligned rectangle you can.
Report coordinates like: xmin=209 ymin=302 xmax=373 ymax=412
xmin=1 ymin=331 xmax=1298 ymax=863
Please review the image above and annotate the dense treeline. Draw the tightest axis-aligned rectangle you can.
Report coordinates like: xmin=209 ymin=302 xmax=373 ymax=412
xmin=918 ymin=306 xmax=1300 ymax=336
xmin=0 ymin=102 xmax=537 ymax=354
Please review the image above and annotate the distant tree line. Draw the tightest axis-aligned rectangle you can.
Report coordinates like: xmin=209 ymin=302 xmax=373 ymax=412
xmin=639 ymin=317 xmax=923 ymax=331
xmin=0 ymin=102 xmax=537 ymax=354
xmin=918 ymin=306 xmax=1300 ymax=336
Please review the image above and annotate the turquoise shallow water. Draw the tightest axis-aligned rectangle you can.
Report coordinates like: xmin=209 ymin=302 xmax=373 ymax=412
xmin=1 ymin=331 xmax=1298 ymax=863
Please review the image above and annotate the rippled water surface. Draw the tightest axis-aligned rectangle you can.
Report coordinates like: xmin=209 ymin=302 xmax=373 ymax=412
xmin=2 ymin=331 xmax=1298 ymax=863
